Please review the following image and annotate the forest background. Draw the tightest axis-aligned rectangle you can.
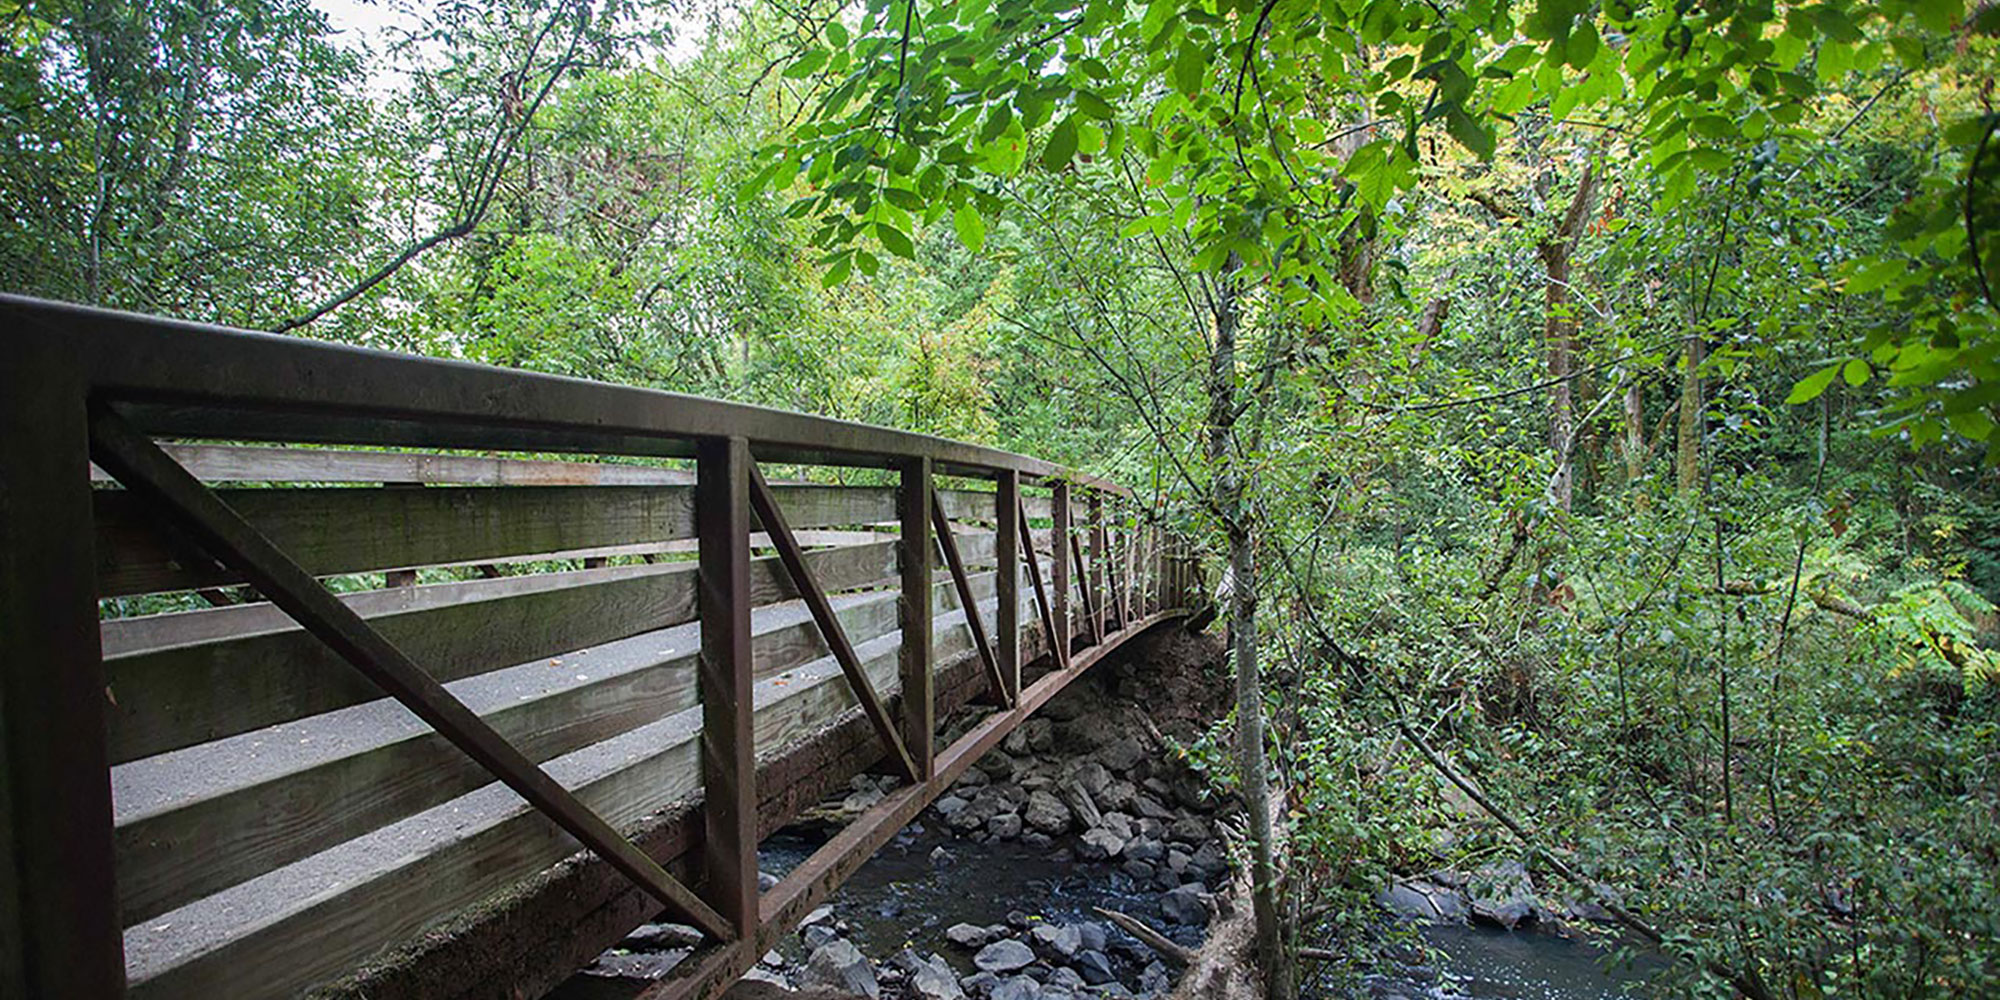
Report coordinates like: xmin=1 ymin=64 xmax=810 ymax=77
xmin=4 ymin=0 xmax=1998 ymax=996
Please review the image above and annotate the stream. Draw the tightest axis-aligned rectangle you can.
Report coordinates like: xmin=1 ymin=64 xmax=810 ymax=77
xmin=766 ymin=821 xmax=1653 ymax=1000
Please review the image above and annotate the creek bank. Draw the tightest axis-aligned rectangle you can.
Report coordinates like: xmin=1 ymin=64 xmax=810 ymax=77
xmin=1337 ymin=863 xmax=1647 ymax=1000
xmin=564 ymin=629 xmax=1234 ymax=1000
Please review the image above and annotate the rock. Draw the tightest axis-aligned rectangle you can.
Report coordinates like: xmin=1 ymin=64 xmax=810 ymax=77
xmin=1187 ymin=842 xmax=1227 ymax=880
xmin=936 ymin=795 xmax=970 ymax=817
xmin=803 ymin=924 xmax=840 ymax=949
xmin=947 ymin=922 xmax=995 ymax=949
xmin=761 ymin=950 xmax=785 ymax=967
xmin=982 ymin=755 xmax=1017 ymax=781
xmin=912 ymin=963 xmax=966 ymax=1000
xmin=1123 ymin=859 xmax=1155 ymax=880
xmin=991 ymin=975 xmax=1042 ymax=1000
xmin=1098 ymin=780 xmax=1138 ymax=812
xmin=1070 ymin=761 xmax=1111 ymax=797
xmin=758 ymin=870 xmax=780 ymax=891
xmin=1030 ymin=923 xmax=1082 ymax=960
xmin=1023 ymin=790 xmax=1072 ymax=835
xmin=1166 ymin=848 xmax=1192 ymax=875
xmin=1124 ymin=836 xmax=1165 ymax=864
xmin=1078 ymin=828 xmax=1125 ymax=861
xmin=1132 ymin=794 xmax=1175 ymax=820
xmin=624 ymin=922 xmax=705 ymax=950
xmin=1166 ymin=817 xmax=1209 ymax=844
xmin=1378 ymin=883 xmax=1436 ymax=920
xmin=799 ymin=939 xmax=880 ymax=998
xmin=1047 ymin=967 xmax=1086 ymax=991
xmin=955 ymin=768 xmax=992 ymax=790
xmin=1073 ymin=949 xmax=1117 ymax=986
xmin=975 ymin=939 xmax=1037 ymax=974
xmin=1099 ymin=811 xmax=1135 ymax=841
xmin=1098 ymin=737 xmax=1146 ymax=772
xmin=1161 ymin=882 xmax=1210 ymax=925
xmin=740 ymin=967 xmax=792 ymax=990
xmin=1021 ymin=832 xmax=1054 ymax=849
xmin=932 ymin=845 xmax=956 ymax=866
xmin=1024 ymin=718 xmax=1055 ymax=752
xmin=842 ymin=786 xmax=886 ymax=813
xmin=802 ymin=905 xmax=836 ymax=927
xmin=1469 ymin=861 xmax=1538 ymax=930
xmin=1140 ymin=961 xmax=1171 ymax=994
xmin=1077 ymin=922 xmax=1108 ymax=953
xmin=988 ymin=812 xmax=1024 ymax=839
xmin=1007 ymin=910 xmax=1034 ymax=929
xmin=586 ymin=951 xmax=688 ymax=978
xmin=1062 ymin=781 xmax=1104 ymax=829
xmin=963 ymin=971 xmax=1003 ymax=998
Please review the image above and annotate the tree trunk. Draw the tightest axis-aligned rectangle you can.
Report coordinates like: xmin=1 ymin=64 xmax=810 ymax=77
xmin=1676 ymin=337 xmax=1704 ymax=494
xmin=1536 ymin=166 xmax=1599 ymax=513
xmin=1621 ymin=379 xmax=1648 ymax=507
xmin=1204 ymin=260 xmax=1290 ymax=1000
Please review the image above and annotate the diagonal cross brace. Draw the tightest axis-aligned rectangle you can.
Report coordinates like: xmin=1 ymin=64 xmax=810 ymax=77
xmin=744 ymin=461 xmax=921 ymax=784
xmin=1017 ymin=497 xmax=1068 ymax=670
xmin=86 ymin=405 xmax=732 ymax=941
xmin=928 ymin=487 xmax=1010 ymax=707
xmin=1069 ymin=531 xmax=1100 ymax=645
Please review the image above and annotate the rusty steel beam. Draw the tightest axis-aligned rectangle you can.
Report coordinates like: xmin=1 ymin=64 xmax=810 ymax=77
xmin=695 ymin=438 xmax=758 ymax=939
xmin=87 ymin=405 xmax=731 ymax=941
xmin=746 ymin=460 xmax=920 ymax=785
xmin=899 ymin=458 xmax=934 ymax=780
xmin=645 ymin=609 xmax=1185 ymax=1000
xmin=996 ymin=471 xmax=1021 ymax=703
xmin=929 ymin=487 xmax=1007 ymax=707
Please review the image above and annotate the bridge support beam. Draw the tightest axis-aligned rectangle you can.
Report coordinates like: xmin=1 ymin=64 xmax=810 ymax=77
xmin=0 ymin=342 xmax=125 ymax=999
xmin=695 ymin=437 xmax=757 ymax=939
xmin=898 ymin=457 xmax=934 ymax=781
xmin=996 ymin=471 xmax=1021 ymax=703
xmin=1051 ymin=481 xmax=1070 ymax=663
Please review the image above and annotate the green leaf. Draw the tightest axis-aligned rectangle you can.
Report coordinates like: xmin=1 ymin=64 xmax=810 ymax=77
xmin=783 ymin=48 xmax=829 ymax=78
xmin=953 ymin=202 xmax=986 ymax=252
xmin=1173 ymin=42 xmax=1206 ymax=97
xmin=1842 ymin=358 xmax=1872 ymax=386
xmin=1076 ymin=89 xmax=1116 ymax=120
xmin=1445 ymin=107 xmax=1496 ymax=159
xmin=825 ymin=20 xmax=849 ymax=47
xmin=1786 ymin=363 xmax=1842 ymax=404
xmin=1041 ymin=116 xmax=1079 ymax=171
xmin=821 ymin=253 xmax=852 ymax=288
xmin=1845 ymin=258 xmax=1905 ymax=294
xmin=876 ymin=221 xmax=915 ymax=259
xmin=1568 ymin=19 xmax=1600 ymax=69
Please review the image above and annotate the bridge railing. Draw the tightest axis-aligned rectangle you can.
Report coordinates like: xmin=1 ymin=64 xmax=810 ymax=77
xmin=0 ymin=294 xmax=1199 ymax=1000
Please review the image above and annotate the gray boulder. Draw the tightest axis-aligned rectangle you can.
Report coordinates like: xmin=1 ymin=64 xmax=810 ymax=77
xmin=1078 ymin=827 xmax=1125 ymax=861
xmin=1077 ymin=922 xmax=1108 ymax=953
xmin=1023 ymin=790 xmax=1071 ymax=835
xmin=991 ymin=975 xmax=1042 ymax=1000
xmin=799 ymin=939 xmax=880 ymax=998
xmin=1070 ymin=761 xmax=1111 ymax=797
xmin=1124 ymin=836 xmax=1165 ymax=864
xmin=1030 ymin=922 xmax=1082 ymax=960
xmin=1073 ymin=949 xmax=1117 ymax=985
xmin=947 ymin=922 xmax=995 ymax=949
xmin=624 ymin=921 xmax=704 ymax=950
xmin=1098 ymin=737 xmax=1146 ymax=772
xmin=1161 ymin=883 xmax=1210 ymax=926
xmin=1166 ymin=817 xmax=1210 ymax=844
xmin=974 ymin=939 xmax=1037 ymax=974
xmin=803 ymin=924 xmax=840 ymax=949
xmin=988 ymin=812 xmax=1024 ymax=840
xmin=1098 ymin=780 xmax=1138 ymax=812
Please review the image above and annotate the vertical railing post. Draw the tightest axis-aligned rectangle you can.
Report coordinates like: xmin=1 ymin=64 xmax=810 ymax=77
xmin=0 ymin=343 xmax=125 ymax=998
xmin=995 ymin=471 xmax=1021 ymax=704
xmin=694 ymin=436 xmax=756 ymax=940
xmin=1089 ymin=492 xmax=1106 ymax=642
xmin=899 ymin=457 xmax=934 ymax=780
xmin=1051 ymin=481 xmax=1071 ymax=667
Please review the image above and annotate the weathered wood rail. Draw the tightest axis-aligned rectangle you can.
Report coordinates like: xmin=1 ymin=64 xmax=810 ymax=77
xmin=0 ymin=295 xmax=1199 ymax=1000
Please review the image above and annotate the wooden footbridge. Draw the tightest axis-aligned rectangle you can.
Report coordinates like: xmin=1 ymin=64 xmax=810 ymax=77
xmin=0 ymin=295 xmax=1199 ymax=1000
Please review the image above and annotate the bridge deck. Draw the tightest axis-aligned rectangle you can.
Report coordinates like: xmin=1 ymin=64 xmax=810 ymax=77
xmin=0 ymin=295 xmax=1196 ymax=1000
